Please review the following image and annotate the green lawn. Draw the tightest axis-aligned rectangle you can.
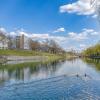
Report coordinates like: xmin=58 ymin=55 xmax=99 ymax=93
xmin=0 ymin=49 xmax=65 ymax=70
xmin=0 ymin=49 xmax=65 ymax=60
xmin=0 ymin=49 xmax=58 ymax=56
xmin=0 ymin=49 xmax=41 ymax=56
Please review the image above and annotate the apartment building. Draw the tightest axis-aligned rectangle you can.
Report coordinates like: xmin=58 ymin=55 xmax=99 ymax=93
xmin=16 ymin=34 xmax=31 ymax=50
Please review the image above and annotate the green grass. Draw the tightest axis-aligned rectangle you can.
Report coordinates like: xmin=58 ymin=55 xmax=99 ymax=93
xmin=0 ymin=49 xmax=62 ymax=56
xmin=0 ymin=50 xmax=65 ymax=73
xmin=0 ymin=49 xmax=65 ymax=62
xmin=82 ymin=43 xmax=100 ymax=56
xmin=0 ymin=61 xmax=41 ymax=70
xmin=0 ymin=56 xmax=64 ymax=71
xmin=0 ymin=49 xmax=42 ymax=56
xmin=0 ymin=49 xmax=65 ymax=57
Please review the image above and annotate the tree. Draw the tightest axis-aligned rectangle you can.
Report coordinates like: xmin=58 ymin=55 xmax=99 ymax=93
xmin=82 ymin=43 xmax=100 ymax=57
xmin=0 ymin=31 xmax=6 ymax=40
xmin=48 ymin=40 xmax=65 ymax=54
xmin=30 ymin=40 xmax=41 ymax=51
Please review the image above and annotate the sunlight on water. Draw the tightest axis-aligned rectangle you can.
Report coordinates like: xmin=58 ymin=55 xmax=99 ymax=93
xmin=0 ymin=75 xmax=100 ymax=100
xmin=0 ymin=58 xmax=100 ymax=99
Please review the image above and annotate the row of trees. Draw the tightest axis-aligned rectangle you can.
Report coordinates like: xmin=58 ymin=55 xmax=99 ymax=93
xmin=82 ymin=43 xmax=100 ymax=57
xmin=0 ymin=29 xmax=66 ymax=55
xmin=0 ymin=31 xmax=7 ymax=40
xmin=30 ymin=39 xmax=66 ymax=55
xmin=89 ymin=0 xmax=100 ymax=58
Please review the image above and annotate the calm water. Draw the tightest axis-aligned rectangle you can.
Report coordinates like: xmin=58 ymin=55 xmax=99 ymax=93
xmin=0 ymin=58 xmax=100 ymax=100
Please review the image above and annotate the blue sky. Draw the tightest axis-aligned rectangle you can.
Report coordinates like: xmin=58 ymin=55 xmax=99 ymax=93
xmin=0 ymin=0 xmax=100 ymax=51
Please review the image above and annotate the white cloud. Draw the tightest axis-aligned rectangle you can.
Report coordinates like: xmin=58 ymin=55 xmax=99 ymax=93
xmin=68 ymin=32 xmax=77 ymax=38
xmin=30 ymin=28 xmax=100 ymax=51
xmin=92 ymin=14 xmax=98 ymax=18
xmin=59 ymin=0 xmax=95 ymax=16
xmin=9 ymin=30 xmax=30 ymax=37
xmin=31 ymin=34 xmax=49 ymax=38
xmin=68 ymin=28 xmax=100 ymax=41
xmin=68 ymin=31 xmax=87 ymax=41
xmin=31 ymin=34 xmax=66 ymax=44
xmin=65 ymin=28 xmax=100 ymax=51
xmin=0 ymin=27 xmax=100 ymax=51
xmin=0 ymin=27 xmax=7 ymax=34
xmin=9 ymin=32 xmax=16 ymax=36
xmin=18 ymin=31 xmax=29 ymax=37
xmin=82 ymin=28 xmax=99 ymax=36
xmin=53 ymin=27 xmax=65 ymax=33
xmin=79 ymin=44 xmax=87 ymax=49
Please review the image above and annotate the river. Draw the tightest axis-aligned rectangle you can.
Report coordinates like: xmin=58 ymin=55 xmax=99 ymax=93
xmin=0 ymin=58 xmax=100 ymax=99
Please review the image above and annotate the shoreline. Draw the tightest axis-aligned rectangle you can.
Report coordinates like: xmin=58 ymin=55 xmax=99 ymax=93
xmin=6 ymin=56 xmax=47 ymax=61
xmin=0 ymin=55 xmax=64 ymax=65
xmin=0 ymin=56 xmax=47 ymax=64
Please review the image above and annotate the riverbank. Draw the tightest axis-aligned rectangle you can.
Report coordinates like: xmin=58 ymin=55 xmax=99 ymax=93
xmin=0 ymin=49 xmax=52 ymax=56
xmin=6 ymin=56 xmax=47 ymax=61
xmin=82 ymin=43 xmax=100 ymax=58
xmin=0 ymin=50 xmax=65 ymax=64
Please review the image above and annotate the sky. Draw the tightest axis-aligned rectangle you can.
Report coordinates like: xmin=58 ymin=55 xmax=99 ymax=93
xmin=0 ymin=0 xmax=100 ymax=51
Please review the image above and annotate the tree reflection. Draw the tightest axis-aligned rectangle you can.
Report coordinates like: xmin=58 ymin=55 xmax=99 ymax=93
xmin=83 ymin=58 xmax=100 ymax=70
xmin=0 ymin=60 xmax=65 ymax=85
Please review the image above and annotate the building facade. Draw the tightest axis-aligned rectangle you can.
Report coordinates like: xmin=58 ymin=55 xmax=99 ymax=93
xmin=0 ymin=39 xmax=9 ymax=49
xmin=16 ymin=34 xmax=31 ymax=50
xmin=0 ymin=34 xmax=9 ymax=49
xmin=16 ymin=36 xmax=21 ymax=49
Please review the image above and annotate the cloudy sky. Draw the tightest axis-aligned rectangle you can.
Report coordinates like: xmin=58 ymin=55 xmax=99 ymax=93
xmin=0 ymin=0 xmax=100 ymax=51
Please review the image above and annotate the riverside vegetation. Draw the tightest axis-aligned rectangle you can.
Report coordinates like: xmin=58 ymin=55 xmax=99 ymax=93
xmin=82 ymin=43 xmax=100 ymax=58
xmin=0 ymin=49 xmax=66 ymax=64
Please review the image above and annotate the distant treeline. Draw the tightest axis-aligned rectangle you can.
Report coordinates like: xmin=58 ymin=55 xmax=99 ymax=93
xmin=82 ymin=43 xmax=100 ymax=58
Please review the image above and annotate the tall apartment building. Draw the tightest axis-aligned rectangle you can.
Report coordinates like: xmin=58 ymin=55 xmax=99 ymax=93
xmin=16 ymin=36 xmax=20 ymax=49
xmin=16 ymin=34 xmax=30 ymax=50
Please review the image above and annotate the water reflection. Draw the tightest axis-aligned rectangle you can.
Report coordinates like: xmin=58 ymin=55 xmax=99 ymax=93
xmin=83 ymin=58 xmax=100 ymax=71
xmin=0 ymin=58 xmax=100 ymax=86
xmin=0 ymin=60 xmax=65 ymax=86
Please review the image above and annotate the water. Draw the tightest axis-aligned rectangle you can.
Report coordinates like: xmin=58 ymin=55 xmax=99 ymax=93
xmin=0 ymin=58 xmax=100 ymax=99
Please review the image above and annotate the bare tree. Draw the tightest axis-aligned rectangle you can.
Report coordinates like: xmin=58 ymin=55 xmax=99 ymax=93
xmin=48 ymin=40 xmax=65 ymax=54
xmin=30 ymin=40 xmax=41 ymax=51
xmin=0 ymin=31 xmax=6 ymax=40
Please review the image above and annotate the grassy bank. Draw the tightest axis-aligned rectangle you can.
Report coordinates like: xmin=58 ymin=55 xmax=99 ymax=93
xmin=82 ymin=58 xmax=100 ymax=71
xmin=0 ymin=57 xmax=65 ymax=71
xmin=0 ymin=49 xmax=65 ymax=64
xmin=0 ymin=49 xmax=47 ymax=56
xmin=82 ymin=43 xmax=100 ymax=57
xmin=0 ymin=50 xmax=66 ymax=73
xmin=0 ymin=49 xmax=64 ymax=57
xmin=0 ymin=58 xmax=66 ymax=80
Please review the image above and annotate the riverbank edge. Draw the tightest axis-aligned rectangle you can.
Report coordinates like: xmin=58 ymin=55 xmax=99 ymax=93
xmin=0 ymin=49 xmax=66 ymax=63
xmin=0 ymin=54 xmax=65 ymax=64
